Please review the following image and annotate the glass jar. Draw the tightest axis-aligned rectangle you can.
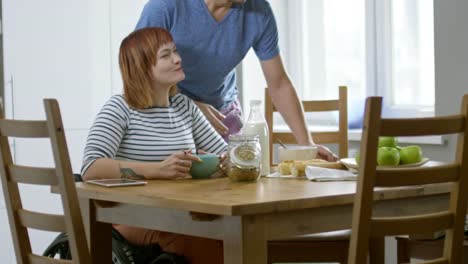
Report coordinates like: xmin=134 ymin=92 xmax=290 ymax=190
xmin=227 ymin=135 xmax=262 ymax=182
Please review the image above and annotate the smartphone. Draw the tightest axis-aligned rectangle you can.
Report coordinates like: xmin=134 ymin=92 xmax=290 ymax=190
xmin=85 ymin=178 xmax=147 ymax=188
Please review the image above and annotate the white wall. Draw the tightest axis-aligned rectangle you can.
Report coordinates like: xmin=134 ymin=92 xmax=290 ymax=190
xmin=433 ymin=0 xmax=468 ymax=158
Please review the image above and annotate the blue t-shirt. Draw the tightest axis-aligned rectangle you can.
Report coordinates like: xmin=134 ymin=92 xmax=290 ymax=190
xmin=135 ymin=0 xmax=280 ymax=109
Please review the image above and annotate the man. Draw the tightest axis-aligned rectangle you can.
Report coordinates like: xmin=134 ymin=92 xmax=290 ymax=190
xmin=136 ymin=0 xmax=337 ymax=161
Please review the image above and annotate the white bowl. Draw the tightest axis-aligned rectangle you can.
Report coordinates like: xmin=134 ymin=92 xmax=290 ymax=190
xmin=278 ymin=146 xmax=318 ymax=162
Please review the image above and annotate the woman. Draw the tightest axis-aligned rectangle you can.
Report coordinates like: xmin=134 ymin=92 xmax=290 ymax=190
xmin=81 ymin=27 xmax=226 ymax=263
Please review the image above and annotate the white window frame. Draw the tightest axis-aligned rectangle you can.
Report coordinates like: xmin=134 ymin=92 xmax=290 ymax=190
xmin=241 ymin=0 xmax=441 ymax=145
xmin=371 ymin=0 xmax=435 ymax=118
xmin=284 ymin=0 xmax=435 ymax=118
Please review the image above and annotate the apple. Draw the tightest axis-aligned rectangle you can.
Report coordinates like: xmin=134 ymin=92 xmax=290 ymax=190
xmin=355 ymin=151 xmax=360 ymax=165
xmin=377 ymin=147 xmax=400 ymax=166
xmin=399 ymin=145 xmax=422 ymax=165
xmin=378 ymin=137 xmax=398 ymax=148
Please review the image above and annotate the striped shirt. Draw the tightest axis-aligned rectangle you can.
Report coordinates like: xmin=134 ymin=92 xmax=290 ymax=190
xmin=81 ymin=93 xmax=227 ymax=175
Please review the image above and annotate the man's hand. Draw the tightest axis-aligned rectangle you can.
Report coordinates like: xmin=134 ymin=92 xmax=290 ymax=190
xmin=316 ymin=145 xmax=339 ymax=162
xmin=194 ymin=101 xmax=228 ymax=136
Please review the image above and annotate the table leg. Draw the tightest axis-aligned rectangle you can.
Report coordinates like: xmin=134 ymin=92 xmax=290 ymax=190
xmin=369 ymin=237 xmax=385 ymax=264
xmin=80 ymin=198 xmax=112 ymax=263
xmin=223 ymin=215 xmax=267 ymax=264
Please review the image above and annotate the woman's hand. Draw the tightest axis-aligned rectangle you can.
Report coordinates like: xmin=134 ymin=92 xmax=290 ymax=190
xmin=316 ymin=145 xmax=338 ymax=162
xmin=155 ymin=151 xmax=201 ymax=179
xmin=194 ymin=100 xmax=228 ymax=136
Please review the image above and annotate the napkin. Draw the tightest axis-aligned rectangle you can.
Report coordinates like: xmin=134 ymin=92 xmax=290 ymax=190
xmin=305 ymin=165 xmax=357 ymax=182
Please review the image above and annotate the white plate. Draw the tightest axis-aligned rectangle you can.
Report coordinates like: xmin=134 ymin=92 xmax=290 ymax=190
xmin=340 ymin=157 xmax=430 ymax=170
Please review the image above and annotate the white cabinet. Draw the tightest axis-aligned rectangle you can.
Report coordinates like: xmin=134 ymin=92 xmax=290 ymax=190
xmin=2 ymin=0 xmax=111 ymax=128
xmin=1 ymin=0 xmax=147 ymax=261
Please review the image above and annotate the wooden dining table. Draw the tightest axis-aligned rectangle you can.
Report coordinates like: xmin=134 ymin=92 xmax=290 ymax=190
xmin=76 ymin=162 xmax=451 ymax=264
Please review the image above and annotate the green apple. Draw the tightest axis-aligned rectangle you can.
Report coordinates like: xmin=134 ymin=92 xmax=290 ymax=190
xmin=378 ymin=137 xmax=398 ymax=148
xmin=355 ymin=151 xmax=360 ymax=165
xmin=399 ymin=145 xmax=422 ymax=165
xmin=377 ymin=147 xmax=400 ymax=166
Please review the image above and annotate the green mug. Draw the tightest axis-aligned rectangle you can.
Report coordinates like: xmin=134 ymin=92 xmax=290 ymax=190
xmin=190 ymin=154 xmax=220 ymax=179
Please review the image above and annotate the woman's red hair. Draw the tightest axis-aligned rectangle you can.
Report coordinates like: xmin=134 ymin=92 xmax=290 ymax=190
xmin=119 ymin=27 xmax=177 ymax=109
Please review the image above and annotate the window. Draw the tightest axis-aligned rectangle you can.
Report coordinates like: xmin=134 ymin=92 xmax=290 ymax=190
xmin=241 ymin=0 xmax=435 ymax=128
xmin=383 ymin=0 xmax=435 ymax=115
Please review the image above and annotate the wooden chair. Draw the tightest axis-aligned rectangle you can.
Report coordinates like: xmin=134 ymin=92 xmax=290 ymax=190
xmin=0 ymin=99 xmax=91 ymax=264
xmin=264 ymin=85 xmax=349 ymax=166
xmin=395 ymin=236 xmax=468 ymax=263
xmin=348 ymin=95 xmax=468 ymax=264
xmin=266 ymin=86 xmax=365 ymax=264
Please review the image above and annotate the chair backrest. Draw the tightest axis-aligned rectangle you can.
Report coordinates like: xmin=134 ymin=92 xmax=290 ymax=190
xmin=0 ymin=99 xmax=91 ymax=264
xmin=348 ymin=96 xmax=468 ymax=264
xmin=265 ymin=86 xmax=348 ymax=165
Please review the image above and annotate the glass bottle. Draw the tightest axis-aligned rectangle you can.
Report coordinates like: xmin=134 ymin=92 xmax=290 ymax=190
xmin=242 ymin=100 xmax=270 ymax=176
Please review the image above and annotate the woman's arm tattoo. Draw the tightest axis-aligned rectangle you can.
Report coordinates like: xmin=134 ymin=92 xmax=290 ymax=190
xmin=119 ymin=164 xmax=146 ymax=180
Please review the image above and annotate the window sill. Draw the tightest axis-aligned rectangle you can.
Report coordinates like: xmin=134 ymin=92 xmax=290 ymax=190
xmin=273 ymin=125 xmax=445 ymax=145
xmin=348 ymin=129 xmax=444 ymax=145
